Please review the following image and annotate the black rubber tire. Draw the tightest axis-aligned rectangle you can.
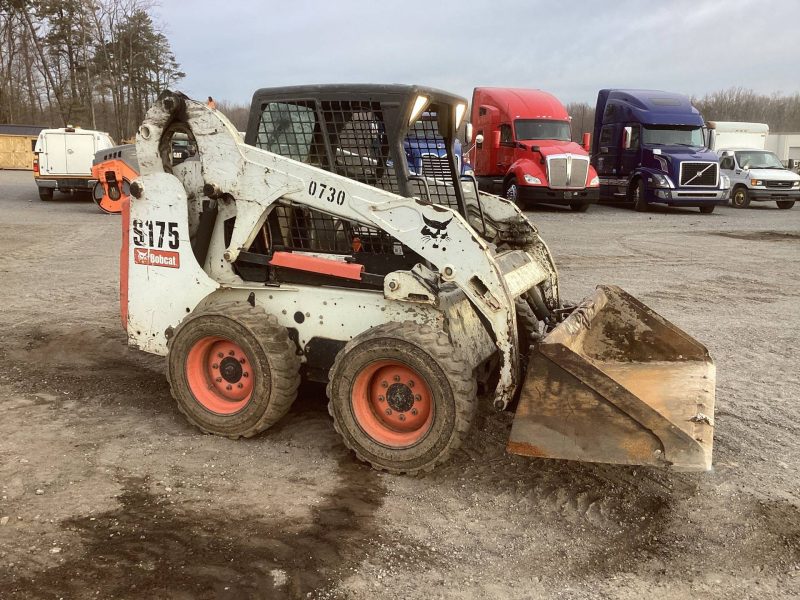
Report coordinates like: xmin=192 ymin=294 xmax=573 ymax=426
xmin=630 ymin=178 xmax=649 ymax=212
xmin=38 ymin=187 xmax=53 ymax=201
xmin=327 ymin=321 xmax=477 ymax=475
xmin=504 ymin=176 xmax=523 ymax=208
xmin=167 ymin=302 xmax=300 ymax=439
xmin=569 ymin=202 xmax=590 ymax=212
xmin=515 ymin=298 xmax=540 ymax=357
xmin=777 ymin=200 xmax=795 ymax=209
xmin=731 ymin=186 xmax=750 ymax=208
xmin=699 ymin=205 xmax=715 ymax=214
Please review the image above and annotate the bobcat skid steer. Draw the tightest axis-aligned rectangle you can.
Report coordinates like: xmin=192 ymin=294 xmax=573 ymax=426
xmin=122 ymin=87 xmax=715 ymax=474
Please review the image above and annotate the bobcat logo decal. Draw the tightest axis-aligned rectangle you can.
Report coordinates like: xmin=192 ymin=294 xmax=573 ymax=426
xmin=421 ymin=214 xmax=452 ymax=250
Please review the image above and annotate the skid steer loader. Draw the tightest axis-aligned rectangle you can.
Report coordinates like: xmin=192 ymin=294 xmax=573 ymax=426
xmin=122 ymin=87 xmax=715 ymax=474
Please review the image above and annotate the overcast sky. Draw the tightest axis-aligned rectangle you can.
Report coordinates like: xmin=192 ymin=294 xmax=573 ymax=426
xmin=154 ymin=0 xmax=799 ymax=107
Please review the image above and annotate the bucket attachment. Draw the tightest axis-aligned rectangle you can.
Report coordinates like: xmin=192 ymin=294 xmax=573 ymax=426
xmin=509 ymin=285 xmax=715 ymax=471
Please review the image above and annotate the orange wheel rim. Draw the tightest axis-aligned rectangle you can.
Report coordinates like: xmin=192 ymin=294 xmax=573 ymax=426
xmin=351 ymin=360 xmax=434 ymax=448
xmin=185 ymin=336 xmax=254 ymax=414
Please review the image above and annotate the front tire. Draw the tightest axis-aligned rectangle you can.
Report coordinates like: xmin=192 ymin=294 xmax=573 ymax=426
xmin=777 ymin=200 xmax=795 ymax=209
xmin=327 ymin=321 xmax=477 ymax=474
xmin=38 ymin=187 xmax=53 ymax=201
xmin=699 ymin=205 xmax=715 ymax=214
xmin=504 ymin=177 xmax=523 ymax=208
xmin=167 ymin=302 xmax=300 ymax=438
xmin=731 ymin=186 xmax=750 ymax=208
xmin=570 ymin=202 xmax=590 ymax=212
xmin=630 ymin=178 xmax=648 ymax=212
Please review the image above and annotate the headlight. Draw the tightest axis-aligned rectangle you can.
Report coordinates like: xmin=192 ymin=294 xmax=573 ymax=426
xmin=720 ymin=174 xmax=731 ymax=189
xmin=793 ymin=181 xmax=800 ymax=188
xmin=589 ymin=176 xmax=599 ymax=187
xmin=751 ymin=179 xmax=763 ymax=186
xmin=523 ymin=174 xmax=541 ymax=185
xmin=651 ymin=173 xmax=673 ymax=188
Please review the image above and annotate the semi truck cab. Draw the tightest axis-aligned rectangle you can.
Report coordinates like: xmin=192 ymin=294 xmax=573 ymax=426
xmin=468 ymin=88 xmax=599 ymax=212
xmin=591 ymin=89 xmax=730 ymax=214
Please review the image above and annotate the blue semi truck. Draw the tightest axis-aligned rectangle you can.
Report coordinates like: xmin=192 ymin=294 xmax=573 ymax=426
xmin=591 ymin=89 xmax=730 ymax=214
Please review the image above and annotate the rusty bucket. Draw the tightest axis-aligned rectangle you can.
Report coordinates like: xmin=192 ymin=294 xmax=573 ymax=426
xmin=509 ymin=285 xmax=715 ymax=471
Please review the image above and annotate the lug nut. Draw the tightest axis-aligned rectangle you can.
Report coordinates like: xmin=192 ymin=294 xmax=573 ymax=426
xmin=411 ymin=408 xmax=418 ymax=416
xmin=212 ymin=363 xmax=219 ymax=369
xmin=229 ymin=350 xmax=235 ymax=356
xmin=381 ymin=380 xmax=388 ymax=388
xmin=240 ymin=358 xmax=246 ymax=364
xmin=216 ymin=377 xmax=222 ymax=383
xmin=393 ymin=375 xmax=400 ymax=382
xmin=217 ymin=352 xmax=224 ymax=358
xmin=242 ymin=372 xmax=249 ymax=378
xmin=226 ymin=385 xmax=232 ymax=391
xmin=414 ymin=394 xmax=421 ymax=401
xmin=378 ymin=395 xmax=385 ymax=402
xmin=408 ymin=380 xmax=415 ymax=388
xmin=385 ymin=408 xmax=392 ymax=415
xmin=237 ymin=383 xmax=243 ymax=389
xmin=398 ymin=414 xmax=406 ymax=422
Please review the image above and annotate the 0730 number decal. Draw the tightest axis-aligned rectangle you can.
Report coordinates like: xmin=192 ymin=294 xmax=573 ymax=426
xmin=308 ymin=180 xmax=346 ymax=205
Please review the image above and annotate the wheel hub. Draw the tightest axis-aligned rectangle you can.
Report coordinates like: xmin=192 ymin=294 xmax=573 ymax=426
xmin=219 ymin=356 xmax=243 ymax=383
xmin=386 ymin=382 xmax=414 ymax=412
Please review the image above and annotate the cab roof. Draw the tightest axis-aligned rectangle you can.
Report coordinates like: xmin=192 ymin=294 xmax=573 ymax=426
xmin=472 ymin=88 xmax=569 ymax=121
xmin=599 ymin=89 xmax=704 ymax=126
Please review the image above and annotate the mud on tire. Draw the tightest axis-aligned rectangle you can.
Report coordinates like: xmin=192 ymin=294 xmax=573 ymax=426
xmin=327 ymin=321 xmax=477 ymax=475
xmin=167 ymin=302 xmax=300 ymax=439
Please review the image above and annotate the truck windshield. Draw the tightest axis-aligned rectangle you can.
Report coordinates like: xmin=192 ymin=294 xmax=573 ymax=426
xmin=642 ymin=125 xmax=704 ymax=147
xmin=734 ymin=150 xmax=784 ymax=169
xmin=514 ymin=119 xmax=571 ymax=141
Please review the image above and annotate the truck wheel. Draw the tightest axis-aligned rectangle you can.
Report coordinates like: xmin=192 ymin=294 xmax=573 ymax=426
xmin=630 ymin=178 xmax=648 ymax=212
xmin=504 ymin=177 xmax=522 ymax=207
xmin=570 ymin=202 xmax=590 ymax=212
xmin=699 ymin=205 xmax=715 ymax=214
xmin=327 ymin=321 xmax=477 ymax=475
xmin=731 ymin=186 xmax=750 ymax=208
xmin=38 ymin=187 xmax=53 ymax=201
xmin=167 ymin=303 xmax=300 ymax=439
xmin=776 ymin=200 xmax=795 ymax=209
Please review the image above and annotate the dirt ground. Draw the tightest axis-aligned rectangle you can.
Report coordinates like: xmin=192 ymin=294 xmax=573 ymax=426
xmin=0 ymin=168 xmax=798 ymax=600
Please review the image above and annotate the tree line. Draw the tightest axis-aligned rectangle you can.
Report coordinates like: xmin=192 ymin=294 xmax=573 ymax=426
xmin=0 ymin=0 xmax=183 ymax=141
xmin=566 ymin=88 xmax=800 ymax=142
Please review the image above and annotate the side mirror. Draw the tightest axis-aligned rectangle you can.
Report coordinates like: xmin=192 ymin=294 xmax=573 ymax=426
xmin=493 ymin=130 xmax=501 ymax=150
xmin=465 ymin=123 xmax=473 ymax=143
xmin=622 ymin=126 xmax=633 ymax=150
xmin=582 ymin=132 xmax=591 ymax=153
xmin=788 ymin=158 xmax=796 ymax=170
xmin=475 ymin=133 xmax=484 ymax=145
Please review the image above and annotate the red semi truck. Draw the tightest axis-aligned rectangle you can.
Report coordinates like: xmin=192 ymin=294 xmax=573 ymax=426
xmin=468 ymin=88 xmax=599 ymax=211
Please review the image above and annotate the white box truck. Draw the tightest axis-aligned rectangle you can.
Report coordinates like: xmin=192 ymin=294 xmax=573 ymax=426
xmin=708 ymin=121 xmax=799 ymax=209
xmin=33 ymin=127 xmax=115 ymax=201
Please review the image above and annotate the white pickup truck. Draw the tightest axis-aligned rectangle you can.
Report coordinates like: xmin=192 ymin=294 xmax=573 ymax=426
xmin=708 ymin=121 xmax=800 ymax=209
xmin=33 ymin=127 xmax=115 ymax=201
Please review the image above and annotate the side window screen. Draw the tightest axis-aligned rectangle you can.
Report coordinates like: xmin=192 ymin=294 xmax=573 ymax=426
xmin=628 ymin=125 xmax=640 ymax=151
xmin=599 ymin=125 xmax=614 ymax=147
xmin=257 ymin=101 xmax=321 ymax=164
xmin=500 ymin=124 xmax=513 ymax=144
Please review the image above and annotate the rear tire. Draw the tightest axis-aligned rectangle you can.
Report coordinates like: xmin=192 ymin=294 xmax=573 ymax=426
xmin=630 ymin=178 xmax=648 ymax=212
xmin=38 ymin=187 xmax=53 ymax=201
xmin=699 ymin=205 xmax=715 ymax=214
xmin=777 ymin=200 xmax=795 ymax=209
xmin=167 ymin=302 xmax=300 ymax=438
xmin=570 ymin=202 xmax=590 ymax=212
xmin=327 ymin=321 xmax=477 ymax=474
xmin=731 ymin=186 xmax=750 ymax=208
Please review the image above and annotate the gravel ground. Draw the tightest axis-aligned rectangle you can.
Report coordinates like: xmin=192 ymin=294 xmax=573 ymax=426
xmin=0 ymin=168 xmax=798 ymax=599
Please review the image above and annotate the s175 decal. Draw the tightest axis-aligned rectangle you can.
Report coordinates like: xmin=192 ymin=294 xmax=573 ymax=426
xmin=132 ymin=219 xmax=179 ymax=249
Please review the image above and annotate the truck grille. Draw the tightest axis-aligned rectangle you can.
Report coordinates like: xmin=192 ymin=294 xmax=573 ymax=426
xmin=546 ymin=155 xmax=590 ymax=189
xmin=764 ymin=180 xmax=795 ymax=189
xmin=679 ymin=162 xmax=718 ymax=187
xmin=420 ymin=154 xmax=452 ymax=182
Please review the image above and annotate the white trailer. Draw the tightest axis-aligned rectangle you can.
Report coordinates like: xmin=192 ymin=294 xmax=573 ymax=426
xmin=707 ymin=121 xmax=769 ymax=151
